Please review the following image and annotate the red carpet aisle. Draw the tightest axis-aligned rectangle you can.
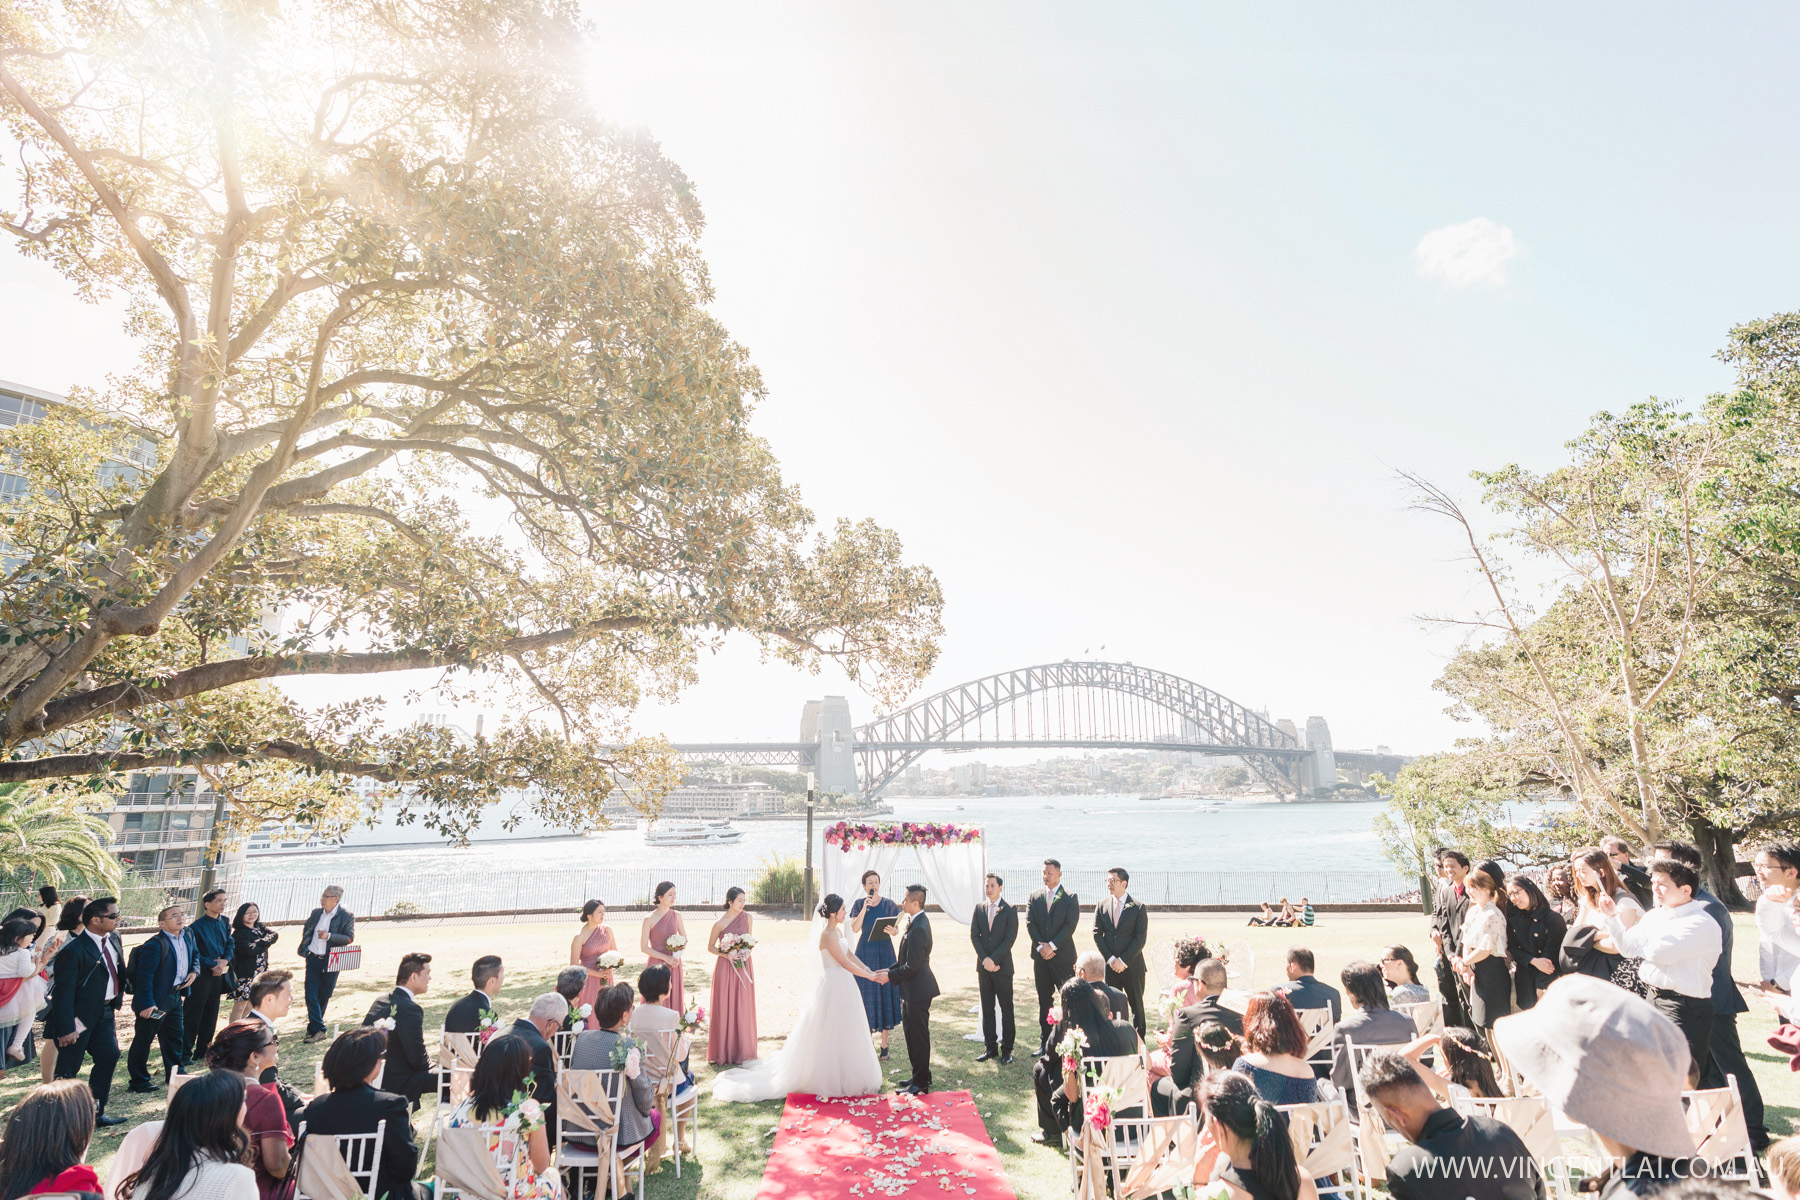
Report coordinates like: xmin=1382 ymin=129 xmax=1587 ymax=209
xmin=754 ymin=1091 xmax=1019 ymax=1200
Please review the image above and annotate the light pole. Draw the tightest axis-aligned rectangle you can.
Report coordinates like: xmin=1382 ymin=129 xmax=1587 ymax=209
xmin=803 ymin=773 xmax=817 ymax=916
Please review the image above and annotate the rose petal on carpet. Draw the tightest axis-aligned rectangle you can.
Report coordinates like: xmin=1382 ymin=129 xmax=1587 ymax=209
xmin=755 ymin=1090 xmax=1018 ymax=1200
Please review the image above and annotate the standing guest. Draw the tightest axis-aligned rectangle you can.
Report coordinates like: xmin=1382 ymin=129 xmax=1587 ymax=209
xmin=116 ymin=1069 xmax=257 ymax=1200
xmin=0 ymin=1080 xmax=100 ymax=1198
xmin=1380 ymin=946 xmax=1429 ymax=1006
xmin=1754 ymin=843 xmax=1800 ymax=988
xmin=1153 ymin=959 xmax=1239 ymax=1116
xmin=1545 ymin=864 xmax=1580 ymax=922
xmin=0 ymin=917 xmax=46 ymax=1069
xmin=1359 ymin=1052 xmax=1543 ymax=1200
xmin=1026 ymin=859 xmax=1079 ymax=1054
xmin=1494 ymin=974 xmax=1704 ymax=1199
xmin=444 ymin=1034 xmax=561 ymax=1200
xmin=1093 ymin=867 xmax=1149 ymax=1036
xmin=847 ymin=871 xmax=903 ymax=1060
xmin=205 ymin=1021 xmax=291 ymax=1200
xmin=298 ymin=1027 xmax=423 ymax=1200
xmin=640 ymin=882 xmax=687 ymax=1012
xmin=569 ymin=985 xmax=659 ymax=1152
xmin=1596 ymin=857 xmax=1719 ymax=1084
xmin=1278 ymin=948 xmax=1342 ymax=1020
xmin=33 ymin=898 xmax=87 ymax=1084
xmin=227 ymin=905 xmax=278 ymax=1024
xmin=1231 ymin=990 xmax=1319 ymax=1105
xmin=554 ymin=967 xmax=588 ymax=1031
xmin=296 ymin=887 xmax=354 ymax=1043
xmin=444 ymin=956 xmax=503 ymax=1035
xmin=128 ymin=904 xmax=199 ymax=1092
xmin=706 ymin=888 xmax=757 ymax=1066
xmin=1330 ymin=961 xmax=1416 ymax=1099
xmin=1195 ymin=1070 xmax=1317 ymax=1200
xmin=1604 ymin=835 xmax=1656 ymax=909
xmin=1075 ymin=951 xmax=1128 ymax=1020
xmin=1430 ymin=849 xmax=1473 ymax=1027
xmin=46 ymin=897 xmax=126 ymax=1126
xmin=1566 ymin=847 xmax=1644 ymax=984
xmin=244 ymin=971 xmax=303 ymax=1128
xmin=362 ymin=952 xmax=432 ymax=1107
xmin=1504 ymin=875 xmax=1565 ymax=1011
xmin=969 ymin=872 xmax=1017 ymax=1064
xmin=1398 ymin=1027 xmax=1504 ymax=1101
xmin=1654 ymin=841 xmax=1766 ymax=1149
xmin=185 ymin=889 xmax=234 ymax=1063
xmin=570 ymin=900 xmax=615 ymax=1024
xmin=1452 ymin=869 xmax=1512 ymax=1043
xmin=509 ymin=994 xmax=566 ymax=1120
xmin=1030 ymin=974 xmax=1136 ymax=1149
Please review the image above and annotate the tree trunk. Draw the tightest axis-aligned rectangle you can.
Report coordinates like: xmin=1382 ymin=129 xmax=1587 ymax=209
xmin=1689 ymin=813 xmax=1749 ymax=910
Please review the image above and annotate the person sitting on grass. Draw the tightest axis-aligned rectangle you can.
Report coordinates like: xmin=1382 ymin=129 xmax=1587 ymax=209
xmin=1247 ymin=902 xmax=1277 ymax=928
xmin=1300 ymin=899 xmax=1315 ymax=927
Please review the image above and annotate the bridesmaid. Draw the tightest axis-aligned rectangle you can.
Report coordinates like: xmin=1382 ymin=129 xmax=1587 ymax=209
xmin=571 ymin=899 xmax=616 ymax=1029
xmin=706 ymin=887 xmax=758 ymax=1065
xmin=848 ymin=870 xmax=903 ymax=1059
xmin=641 ymin=881 xmax=687 ymax=1011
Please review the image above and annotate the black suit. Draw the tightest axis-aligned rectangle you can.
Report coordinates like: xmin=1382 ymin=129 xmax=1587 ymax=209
xmin=47 ymin=929 xmax=125 ymax=1114
xmin=299 ymin=1083 xmax=419 ymax=1200
xmin=1026 ymin=884 xmax=1079 ymax=1050
xmin=1094 ymin=980 xmax=1128 ymax=1020
xmin=1431 ymin=879 xmax=1472 ymax=1027
xmin=1093 ymin=895 xmax=1150 ymax=1036
xmin=887 ymin=912 xmax=939 ymax=1090
xmin=1035 ymin=1014 xmax=1139 ymax=1143
xmin=442 ymin=990 xmax=493 ymax=1035
xmin=510 ymin=1018 xmax=557 ymax=1128
xmin=970 ymin=900 xmax=1018 ymax=1057
xmin=364 ymin=988 xmax=431 ymax=1107
xmin=1151 ymin=994 xmax=1242 ymax=1115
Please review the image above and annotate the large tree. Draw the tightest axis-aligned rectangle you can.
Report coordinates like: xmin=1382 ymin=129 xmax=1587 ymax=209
xmin=0 ymin=0 xmax=943 ymax=841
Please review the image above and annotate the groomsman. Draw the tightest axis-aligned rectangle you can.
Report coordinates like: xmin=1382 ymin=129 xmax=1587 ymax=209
xmin=970 ymin=872 xmax=1018 ymax=1063
xmin=1094 ymin=867 xmax=1149 ymax=1036
xmin=444 ymin=955 xmax=505 ymax=1034
xmin=1027 ymin=859 xmax=1079 ymax=1054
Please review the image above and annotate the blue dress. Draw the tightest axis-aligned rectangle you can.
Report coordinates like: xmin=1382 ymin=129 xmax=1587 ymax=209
xmin=1232 ymin=1058 xmax=1320 ymax=1105
xmin=849 ymin=896 xmax=903 ymax=1032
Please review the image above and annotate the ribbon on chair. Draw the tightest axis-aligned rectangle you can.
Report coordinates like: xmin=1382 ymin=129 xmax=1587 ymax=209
xmin=1118 ymin=1118 xmax=1201 ymax=1200
xmin=1453 ymin=1096 xmax=1558 ymax=1166
xmin=1281 ymin=1103 xmax=1355 ymax=1181
xmin=441 ymin=1033 xmax=481 ymax=1071
xmin=1686 ymin=1088 xmax=1751 ymax=1169
xmin=295 ymin=1135 xmax=365 ymax=1200
xmin=435 ymin=1125 xmax=510 ymax=1200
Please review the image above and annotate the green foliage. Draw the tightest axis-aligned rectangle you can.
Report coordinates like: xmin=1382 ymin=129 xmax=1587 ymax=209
xmin=0 ymin=783 xmax=119 ymax=891
xmin=750 ymin=855 xmax=805 ymax=906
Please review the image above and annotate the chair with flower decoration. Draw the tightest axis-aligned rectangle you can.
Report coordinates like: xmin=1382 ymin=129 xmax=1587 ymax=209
xmin=1276 ymin=1098 xmax=1358 ymax=1200
xmin=1067 ymin=1052 xmax=1152 ymax=1198
xmin=555 ymin=1068 xmax=645 ymax=1200
xmin=642 ymin=1028 xmax=700 ymax=1178
xmin=1108 ymin=1115 xmax=1207 ymax=1200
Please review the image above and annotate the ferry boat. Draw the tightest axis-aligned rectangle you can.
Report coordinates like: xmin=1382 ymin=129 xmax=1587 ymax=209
xmin=644 ymin=819 xmax=744 ymax=847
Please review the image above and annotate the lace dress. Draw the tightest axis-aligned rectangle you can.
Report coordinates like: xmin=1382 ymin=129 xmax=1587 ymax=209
xmin=446 ymin=1096 xmax=562 ymax=1200
xmin=713 ymin=929 xmax=883 ymax=1101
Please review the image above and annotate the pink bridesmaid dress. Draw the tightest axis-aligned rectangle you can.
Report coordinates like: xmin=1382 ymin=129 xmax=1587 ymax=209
xmin=649 ymin=909 xmax=683 ymax=1010
xmin=708 ymin=911 xmax=758 ymax=1065
xmin=576 ymin=925 xmax=614 ymax=1029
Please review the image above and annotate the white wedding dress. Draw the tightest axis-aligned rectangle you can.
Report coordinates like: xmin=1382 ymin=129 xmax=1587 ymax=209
xmin=712 ymin=924 xmax=883 ymax=1101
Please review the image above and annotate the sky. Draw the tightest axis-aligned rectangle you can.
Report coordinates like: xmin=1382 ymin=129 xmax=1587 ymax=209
xmin=6 ymin=4 xmax=1800 ymax=757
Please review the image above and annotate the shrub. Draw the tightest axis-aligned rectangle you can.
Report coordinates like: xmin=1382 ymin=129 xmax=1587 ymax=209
xmin=751 ymin=855 xmax=806 ymax=906
xmin=385 ymin=899 xmax=423 ymax=917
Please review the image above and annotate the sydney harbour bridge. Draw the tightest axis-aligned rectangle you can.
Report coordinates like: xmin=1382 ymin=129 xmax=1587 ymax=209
xmin=667 ymin=660 xmax=1408 ymax=799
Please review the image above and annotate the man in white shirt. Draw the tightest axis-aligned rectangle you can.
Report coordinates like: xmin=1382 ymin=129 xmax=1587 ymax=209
xmin=1599 ymin=857 xmax=1720 ymax=1084
xmin=298 ymin=886 xmax=355 ymax=1042
xmin=248 ymin=970 xmax=304 ymax=1124
xmin=1753 ymin=842 xmax=1800 ymax=989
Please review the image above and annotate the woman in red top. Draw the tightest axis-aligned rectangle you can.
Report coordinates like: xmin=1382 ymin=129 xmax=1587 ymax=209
xmin=206 ymin=1022 xmax=292 ymax=1200
xmin=0 ymin=1079 xmax=100 ymax=1199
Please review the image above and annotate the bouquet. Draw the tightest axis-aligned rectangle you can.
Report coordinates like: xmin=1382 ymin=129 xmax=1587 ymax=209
xmin=718 ymin=931 xmax=757 ymax=965
xmin=1045 ymin=1004 xmax=1062 ymax=1027
xmin=679 ymin=1001 xmax=707 ymax=1034
xmin=504 ymin=1091 xmax=546 ymax=1133
xmin=596 ymin=950 xmax=624 ymax=971
xmin=475 ymin=1010 xmax=502 ymax=1047
xmin=1083 ymin=1085 xmax=1120 ymax=1132
xmin=664 ymin=933 xmax=687 ymax=955
xmin=609 ymin=1035 xmax=645 ymax=1080
xmin=1060 ymin=1027 xmax=1089 ymax=1075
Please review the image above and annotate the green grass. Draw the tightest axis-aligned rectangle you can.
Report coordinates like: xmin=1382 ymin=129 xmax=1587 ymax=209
xmin=5 ymin=910 xmax=1794 ymax=1200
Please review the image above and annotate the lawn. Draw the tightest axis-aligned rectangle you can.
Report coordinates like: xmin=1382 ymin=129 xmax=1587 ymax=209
xmin=5 ymin=910 xmax=1793 ymax=1200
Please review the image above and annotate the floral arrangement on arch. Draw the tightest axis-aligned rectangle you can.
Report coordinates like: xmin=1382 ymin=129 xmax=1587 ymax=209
xmin=823 ymin=821 xmax=982 ymax=850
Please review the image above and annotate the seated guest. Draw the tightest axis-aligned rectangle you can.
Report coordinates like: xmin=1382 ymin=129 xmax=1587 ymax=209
xmin=1194 ymin=1070 xmax=1317 ymax=1200
xmin=206 ymin=1021 xmax=291 ymax=1200
xmin=628 ymin=964 xmax=693 ymax=1087
xmin=1278 ymin=947 xmax=1341 ymax=1020
xmin=1768 ymin=1136 xmax=1800 ymax=1200
xmin=1380 ymin=946 xmax=1430 ymax=1006
xmin=443 ymin=955 xmax=503 ymax=1035
xmin=116 ymin=1070 xmax=257 ymax=1200
xmin=363 ymin=952 xmax=432 ymax=1108
xmin=568 ymin=985 xmax=659 ymax=1152
xmin=0 ymin=1080 xmax=101 ymax=1197
xmin=1154 ymin=959 xmax=1240 ymax=1115
xmin=1073 ymin=950 xmax=1127 ymax=1020
xmin=1330 ymin=961 xmax=1416 ymax=1100
xmin=1494 ymin=974 xmax=1703 ymax=1198
xmin=1596 ymin=858 xmax=1720 ymax=1084
xmin=1247 ymin=902 xmax=1276 ymax=928
xmin=298 ymin=1027 xmax=423 ymax=1200
xmin=1167 ymin=936 xmax=1211 ymax=1008
xmin=245 ymin=971 xmax=304 ymax=1127
xmin=444 ymin=1034 xmax=560 ymax=1199
xmin=1275 ymin=899 xmax=1298 ymax=927
xmin=1032 ymin=974 xmax=1138 ymax=1150
xmin=1398 ymin=1027 xmax=1503 ymax=1102
xmin=509 ymin=994 xmax=567 ymax=1121
xmin=1230 ymin=991 xmax=1318 ymax=1105
xmin=554 ymin=966 xmax=588 ymax=1030
xmin=1195 ymin=1021 xmax=1243 ymax=1074
xmin=1300 ymin=899 xmax=1315 ymax=927
xmin=1359 ymin=1051 xmax=1543 ymax=1200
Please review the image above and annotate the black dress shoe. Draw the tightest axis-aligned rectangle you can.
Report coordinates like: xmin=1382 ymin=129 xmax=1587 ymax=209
xmin=1000 ymin=1054 xmax=1014 ymax=1065
xmin=974 ymin=1050 xmax=996 ymax=1062
xmin=96 ymin=1113 xmax=127 ymax=1127
xmin=894 ymin=1078 xmax=914 ymax=1090
xmin=1029 ymin=1130 xmax=1060 ymax=1148
xmin=127 ymin=1082 xmax=158 ymax=1094
xmin=899 ymin=1082 xmax=928 ymax=1095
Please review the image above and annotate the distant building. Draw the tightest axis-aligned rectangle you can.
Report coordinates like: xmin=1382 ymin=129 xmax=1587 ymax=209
xmin=800 ymin=695 xmax=859 ymax=797
xmin=658 ymin=780 xmax=784 ymax=817
xmin=952 ymin=761 xmax=987 ymax=791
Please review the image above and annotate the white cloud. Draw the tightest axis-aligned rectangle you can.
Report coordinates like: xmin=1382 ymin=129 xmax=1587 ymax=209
xmin=1413 ymin=218 xmax=1521 ymax=290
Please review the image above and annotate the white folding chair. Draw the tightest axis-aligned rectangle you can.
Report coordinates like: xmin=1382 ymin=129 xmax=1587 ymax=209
xmin=556 ymin=1067 xmax=646 ymax=1200
xmin=437 ymin=1032 xmax=480 ymax=1106
xmin=1393 ymin=998 xmax=1443 ymax=1040
xmin=165 ymin=1072 xmax=199 ymax=1104
xmin=1684 ymin=1076 xmax=1757 ymax=1183
xmin=642 ymin=1028 xmax=700 ymax=1177
xmin=1350 ymin=1095 xmax=1397 ymax=1195
xmin=430 ymin=1118 xmax=510 ymax=1200
xmin=551 ymin=1029 xmax=578 ymax=1070
xmin=294 ymin=1119 xmax=386 ymax=1200
xmin=1068 ymin=1052 xmax=1153 ymax=1198
xmin=1296 ymin=1007 xmax=1335 ymax=1076
xmin=1107 ymin=1115 xmax=1202 ymax=1200
xmin=1276 ymin=1098 xmax=1358 ymax=1200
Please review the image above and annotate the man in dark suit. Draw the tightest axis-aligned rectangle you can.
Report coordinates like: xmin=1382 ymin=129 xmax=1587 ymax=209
xmin=299 ymin=1025 xmax=423 ymax=1200
xmin=884 ymin=884 xmax=939 ymax=1095
xmin=363 ymin=952 xmax=433 ymax=1107
xmin=1430 ymin=849 xmax=1471 ymax=1027
xmin=1027 ymin=859 xmax=1079 ymax=1055
xmin=1279 ymin=947 xmax=1343 ymax=1020
xmin=1092 ymin=867 xmax=1149 ymax=1036
xmin=185 ymin=888 xmax=233 ymax=1062
xmin=511 ymin=993 xmax=566 ymax=1128
xmin=298 ymin=886 xmax=356 ymax=1042
xmin=47 ymin=897 xmax=127 ymax=1126
xmin=1153 ymin=958 xmax=1240 ymax=1116
xmin=127 ymin=904 xmax=198 ymax=1091
xmin=970 ymin=872 xmax=1017 ymax=1064
xmin=443 ymin=955 xmax=504 ymax=1034
xmin=1330 ymin=961 xmax=1417 ymax=1101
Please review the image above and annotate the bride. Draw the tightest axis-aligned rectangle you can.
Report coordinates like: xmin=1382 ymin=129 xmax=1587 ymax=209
xmin=712 ymin=894 xmax=886 ymax=1101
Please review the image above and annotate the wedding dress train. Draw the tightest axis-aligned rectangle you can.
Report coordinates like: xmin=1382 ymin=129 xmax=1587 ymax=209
xmin=712 ymin=927 xmax=883 ymax=1101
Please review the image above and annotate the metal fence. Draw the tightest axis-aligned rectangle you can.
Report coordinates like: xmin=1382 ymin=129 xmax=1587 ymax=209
xmin=223 ymin=864 xmax=1412 ymax=921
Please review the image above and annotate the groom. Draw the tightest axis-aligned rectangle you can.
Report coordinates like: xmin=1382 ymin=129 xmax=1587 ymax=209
xmin=883 ymin=883 xmax=939 ymax=1095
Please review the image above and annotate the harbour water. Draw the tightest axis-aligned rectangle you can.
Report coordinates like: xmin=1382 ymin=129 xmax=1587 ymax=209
xmin=238 ymin=793 xmax=1404 ymax=920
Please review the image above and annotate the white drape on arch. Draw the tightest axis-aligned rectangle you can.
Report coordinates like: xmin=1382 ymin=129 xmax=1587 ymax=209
xmin=821 ymin=845 xmax=903 ymax=912
xmin=820 ymin=836 xmax=987 ymax=926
